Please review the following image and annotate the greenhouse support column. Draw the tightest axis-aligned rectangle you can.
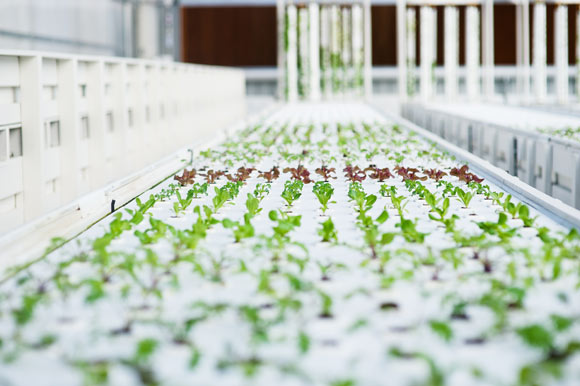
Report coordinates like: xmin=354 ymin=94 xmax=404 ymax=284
xmin=482 ymin=0 xmax=495 ymax=98
xmin=407 ymin=7 xmax=417 ymax=97
xmin=465 ymin=5 xmax=480 ymax=100
xmin=397 ymin=0 xmax=407 ymax=100
xmin=309 ymin=2 xmax=321 ymax=101
xmin=352 ymin=4 xmax=364 ymax=97
xmin=363 ymin=0 xmax=373 ymax=100
xmin=420 ymin=6 xmax=435 ymax=100
xmin=287 ymin=4 xmax=298 ymax=102
xmin=522 ymin=0 xmax=531 ymax=102
xmin=276 ymin=0 xmax=286 ymax=100
xmin=555 ymin=4 xmax=568 ymax=104
xmin=444 ymin=6 xmax=459 ymax=99
xmin=533 ymin=0 xmax=547 ymax=103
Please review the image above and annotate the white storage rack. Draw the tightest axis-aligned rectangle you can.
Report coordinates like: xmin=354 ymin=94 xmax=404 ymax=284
xmin=0 ymin=51 xmax=246 ymax=236
xmin=402 ymin=102 xmax=580 ymax=208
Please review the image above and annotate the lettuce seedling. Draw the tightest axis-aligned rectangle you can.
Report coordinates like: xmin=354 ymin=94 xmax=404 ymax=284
xmin=190 ymin=182 xmax=209 ymax=198
xmin=312 ymin=181 xmax=335 ymax=214
xmin=245 ymin=193 xmax=262 ymax=217
xmin=315 ymin=166 xmax=337 ymax=181
xmin=455 ymin=187 xmax=474 ymax=208
xmin=269 ymin=210 xmax=302 ymax=240
xmin=318 ymin=218 xmax=338 ymax=242
xmin=173 ymin=189 xmax=195 ymax=216
xmin=174 ymin=169 xmax=196 ymax=186
xmin=281 ymin=179 xmax=304 ymax=207
xmin=253 ymin=183 xmax=271 ymax=201
xmin=222 ymin=214 xmax=255 ymax=243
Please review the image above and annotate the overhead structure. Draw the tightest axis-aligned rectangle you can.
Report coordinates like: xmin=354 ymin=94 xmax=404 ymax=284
xmin=277 ymin=0 xmax=373 ymax=101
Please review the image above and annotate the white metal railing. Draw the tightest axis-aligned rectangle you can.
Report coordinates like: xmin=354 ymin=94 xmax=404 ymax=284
xmin=0 ymin=50 xmax=246 ymax=234
xmin=277 ymin=0 xmax=373 ymax=101
xmin=397 ymin=0 xmax=580 ymax=103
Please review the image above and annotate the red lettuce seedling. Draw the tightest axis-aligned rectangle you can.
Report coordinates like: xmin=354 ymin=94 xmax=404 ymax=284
xmin=424 ymin=169 xmax=447 ymax=181
xmin=315 ymin=166 xmax=337 ymax=181
xmin=343 ymin=165 xmax=366 ymax=182
xmin=174 ymin=169 xmax=196 ymax=186
xmin=395 ymin=166 xmax=427 ymax=181
xmin=226 ymin=167 xmax=255 ymax=183
xmin=450 ymin=165 xmax=484 ymax=183
xmin=203 ymin=170 xmax=225 ymax=184
xmin=258 ymin=167 xmax=280 ymax=182
xmin=283 ymin=166 xmax=314 ymax=184
xmin=366 ymin=166 xmax=394 ymax=182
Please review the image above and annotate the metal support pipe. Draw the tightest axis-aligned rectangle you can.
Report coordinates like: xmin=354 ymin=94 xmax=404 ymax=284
xmin=555 ymin=4 xmax=569 ymax=104
xmin=397 ymin=0 xmax=408 ymax=100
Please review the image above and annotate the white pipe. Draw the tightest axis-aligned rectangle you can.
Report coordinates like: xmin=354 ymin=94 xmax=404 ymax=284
xmin=309 ymin=2 xmax=321 ymax=101
xmin=352 ymin=4 xmax=364 ymax=97
xmin=516 ymin=2 xmax=523 ymax=95
xmin=342 ymin=7 xmax=352 ymax=97
xmin=298 ymin=6 xmax=310 ymax=99
xmin=407 ymin=7 xmax=416 ymax=97
xmin=533 ymin=0 xmax=546 ymax=103
xmin=363 ymin=0 xmax=373 ymax=100
xmin=555 ymin=4 xmax=568 ymax=104
xmin=444 ymin=6 xmax=459 ymax=99
xmin=523 ymin=0 xmax=530 ymax=102
xmin=277 ymin=0 xmax=286 ymax=100
xmin=320 ymin=5 xmax=331 ymax=98
xmin=420 ymin=6 xmax=435 ymax=100
xmin=466 ymin=5 xmax=480 ymax=100
xmin=483 ymin=0 xmax=494 ymax=98
xmin=397 ymin=0 xmax=407 ymax=99
xmin=287 ymin=4 xmax=298 ymax=102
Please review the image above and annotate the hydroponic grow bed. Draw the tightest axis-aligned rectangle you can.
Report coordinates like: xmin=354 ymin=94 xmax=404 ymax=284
xmin=1 ymin=103 xmax=579 ymax=386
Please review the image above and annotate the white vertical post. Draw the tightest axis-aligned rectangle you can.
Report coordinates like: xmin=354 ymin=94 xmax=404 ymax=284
xmin=420 ymin=6 xmax=435 ymax=100
xmin=555 ymin=4 xmax=568 ymax=104
xmin=277 ymin=0 xmax=286 ymax=100
xmin=483 ymin=0 xmax=495 ymax=98
xmin=363 ymin=0 xmax=373 ymax=100
xmin=407 ymin=7 xmax=417 ymax=97
xmin=320 ymin=5 xmax=331 ymax=98
xmin=287 ymin=4 xmax=298 ymax=102
xmin=466 ymin=5 xmax=480 ymax=100
xmin=342 ymin=7 xmax=352 ymax=97
xmin=19 ymin=55 xmax=44 ymax=220
xmin=352 ymin=4 xmax=364 ymax=97
xmin=533 ymin=0 xmax=547 ymax=103
xmin=331 ymin=4 xmax=341 ymax=97
xmin=309 ymin=1 xmax=321 ymax=101
xmin=397 ymin=0 xmax=407 ymax=99
xmin=444 ymin=6 xmax=459 ymax=99
xmin=523 ymin=0 xmax=531 ymax=102
xmin=57 ymin=59 xmax=81 ymax=203
xmin=298 ymin=6 xmax=310 ymax=99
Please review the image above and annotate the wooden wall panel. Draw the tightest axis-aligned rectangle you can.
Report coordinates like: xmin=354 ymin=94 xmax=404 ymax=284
xmin=181 ymin=6 xmax=277 ymax=66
